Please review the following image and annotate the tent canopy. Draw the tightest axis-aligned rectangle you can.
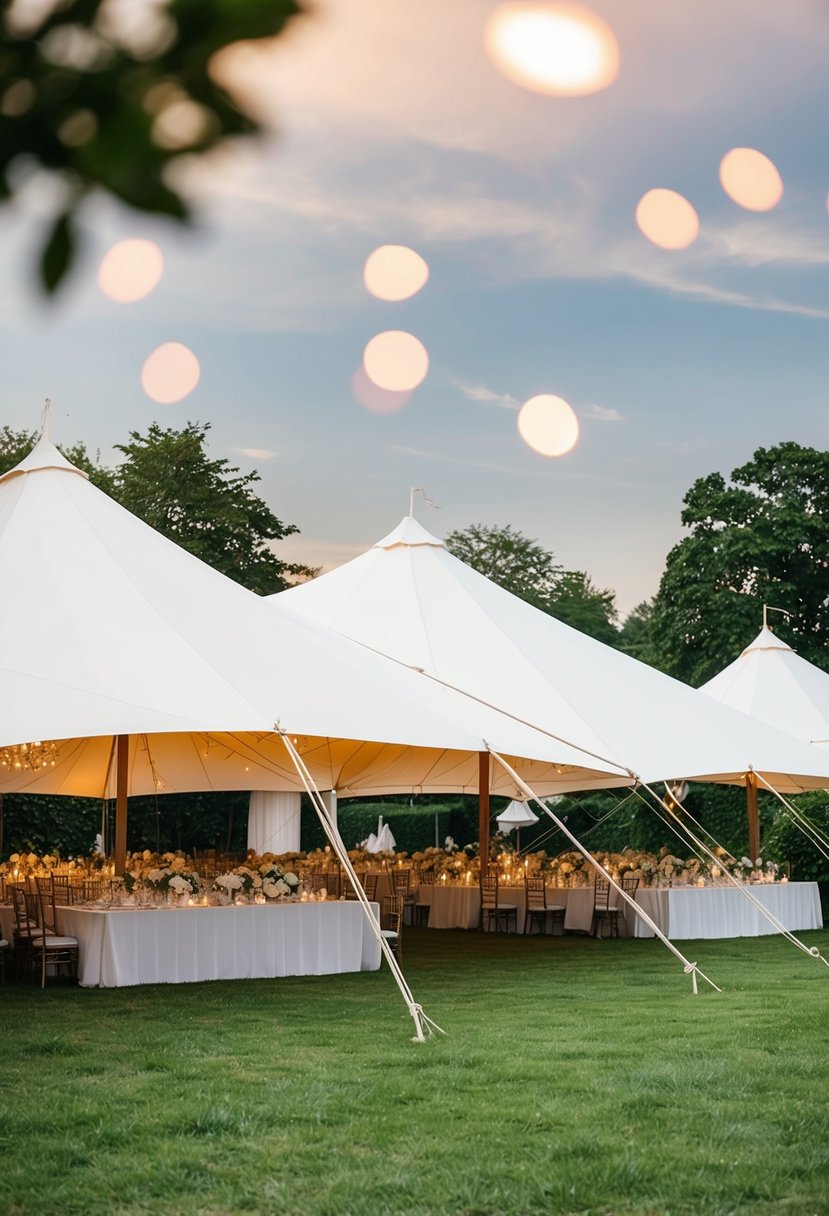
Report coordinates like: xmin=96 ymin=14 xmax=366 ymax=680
xmin=700 ymin=625 xmax=829 ymax=748
xmin=274 ymin=515 xmax=829 ymax=794
xmin=0 ymin=438 xmax=628 ymax=799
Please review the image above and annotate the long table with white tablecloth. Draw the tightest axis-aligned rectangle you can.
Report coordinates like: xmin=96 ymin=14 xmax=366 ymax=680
xmin=416 ymin=884 xmax=596 ymax=933
xmin=413 ymin=881 xmax=822 ymax=940
xmin=57 ymin=901 xmax=381 ymax=988
xmin=632 ymin=882 xmax=821 ymax=940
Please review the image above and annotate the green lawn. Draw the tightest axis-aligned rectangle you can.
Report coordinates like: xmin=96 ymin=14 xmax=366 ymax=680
xmin=2 ymin=928 xmax=828 ymax=1216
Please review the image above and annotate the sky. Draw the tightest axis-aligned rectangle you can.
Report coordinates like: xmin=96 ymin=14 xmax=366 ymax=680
xmin=2 ymin=0 xmax=829 ymax=615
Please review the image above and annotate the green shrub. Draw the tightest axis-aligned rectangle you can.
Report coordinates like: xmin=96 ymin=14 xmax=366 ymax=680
xmin=763 ymin=792 xmax=829 ymax=881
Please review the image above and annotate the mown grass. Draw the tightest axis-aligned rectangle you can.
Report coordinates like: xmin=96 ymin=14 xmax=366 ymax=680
xmin=1 ymin=928 xmax=828 ymax=1216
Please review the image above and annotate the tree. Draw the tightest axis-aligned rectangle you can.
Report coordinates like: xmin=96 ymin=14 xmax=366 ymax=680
xmin=649 ymin=443 xmax=829 ymax=686
xmin=549 ymin=569 xmax=618 ymax=644
xmin=0 ymin=0 xmax=301 ymax=291
xmin=617 ymin=599 xmax=654 ymax=663
xmin=114 ymin=421 xmax=315 ymax=593
xmin=445 ymin=522 xmax=619 ymax=642
xmin=445 ymin=523 xmax=562 ymax=611
xmin=0 ymin=421 xmax=314 ymax=593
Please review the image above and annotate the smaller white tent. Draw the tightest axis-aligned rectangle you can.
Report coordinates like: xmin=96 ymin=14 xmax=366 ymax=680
xmin=700 ymin=625 xmax=829 ymax=748
xmin=496 ymin=800 xmax=539 ymax=832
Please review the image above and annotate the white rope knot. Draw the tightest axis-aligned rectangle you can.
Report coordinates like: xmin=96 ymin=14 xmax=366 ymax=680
xmin=683 ymin=962 xmax=697 ymax=974
xmin=809 ymin=946 xmax=820 ymax=957
xmin=683 ymin=960 xmax=699 ymax=995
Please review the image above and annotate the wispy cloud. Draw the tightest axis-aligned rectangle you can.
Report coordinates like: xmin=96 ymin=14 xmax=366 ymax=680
xmin=455 ymin=380 xmax=519 ymax=410
xmin=388 ymin=443 xmax=520 ymax=476
xmin=232 ymin=447 xmax=279 ymax=461
xmin=583 ymin=403 xmax=624 ymax=423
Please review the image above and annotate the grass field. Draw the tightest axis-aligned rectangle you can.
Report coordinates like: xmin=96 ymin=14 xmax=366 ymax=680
xmin=1 ymin=927 xmax=828 ymax=1216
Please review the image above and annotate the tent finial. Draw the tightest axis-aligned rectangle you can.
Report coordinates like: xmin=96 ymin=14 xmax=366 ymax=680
xmin=41 ymin=399 xmax=52 ymax=443
xmin=763 ymin=604 xmax=791 ymax=633
xmin=408 ymin=486 xmax=440 ymax=518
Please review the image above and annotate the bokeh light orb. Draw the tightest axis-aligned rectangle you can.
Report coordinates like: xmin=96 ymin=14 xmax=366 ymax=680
xmin=364 ymin=245 xmax=429 ymax=301
xmin=485 ymin=2 xmax=619 ymax=97
xmin=517 ymin=394 xmax=579 ymax=456
xmin=635 ymin=188 xmax=699 ymax=250
xmin=719 ymin=147 xmax=783 ymax=212
xmin=98 ymin=239 xmax=164 ymax=302
xmin=351 ymin=366 xmax=413 ymax=415
xmin=141 ymin=342 xmax=200 ymax=404
xmin=363 ymin=331 xmax=429 ymax=392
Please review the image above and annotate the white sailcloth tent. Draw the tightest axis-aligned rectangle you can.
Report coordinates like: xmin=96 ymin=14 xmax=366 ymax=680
xmin=700 ymin=625 xmax=829 ymax=748
xmin=274 ymin=515 xmax=829 ymax=796
xmin=0 ymin=438 xmax=632 ymax=808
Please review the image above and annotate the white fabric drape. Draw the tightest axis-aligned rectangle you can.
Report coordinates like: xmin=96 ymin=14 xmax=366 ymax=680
xmin=247 ymin=791 xmax=301 ymax=854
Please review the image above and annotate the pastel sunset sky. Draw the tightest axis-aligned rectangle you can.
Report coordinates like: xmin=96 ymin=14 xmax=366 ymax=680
xmin=2 ymin=0 xmax=828 ymax=614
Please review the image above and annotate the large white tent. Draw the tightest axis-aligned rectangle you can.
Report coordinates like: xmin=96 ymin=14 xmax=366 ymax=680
xmin=0 ymin=437 xmax=635 ymax=818
xmin=700 ymin=624 xmax=829 ymax=748
xmin=274 ymin=516 xmax=829 ymax=829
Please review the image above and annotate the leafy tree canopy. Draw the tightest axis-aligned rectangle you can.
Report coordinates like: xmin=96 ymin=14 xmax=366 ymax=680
xmin=0 ymin=0 xmax=301 ymax=291
xmin=445 ymin=522 xmax=618 ymax=643
xmin=649 ymin=443 xmax=829 ymax=685
xmin=0 ymin=420 xmax=312 ymax=593
xmin=617 ymin=599 xmax=654 ymax=662
xmin=114 ymin=421 xmax=313 ymax=593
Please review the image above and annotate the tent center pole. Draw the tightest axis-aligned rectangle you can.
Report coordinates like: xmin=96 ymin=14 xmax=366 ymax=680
xmin=478 ymin=751 xmax=490 ymax=879
xmin=746 ymin=772 xmax=760 ymax=862
xmin=115 ymin=735 xmax=129 ymax=875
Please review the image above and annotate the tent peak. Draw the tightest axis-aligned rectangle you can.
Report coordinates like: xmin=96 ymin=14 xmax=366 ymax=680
xmin=375 ymin=516 xmax=445 ymax=551
xmin=742 ymin=625 xmax=793 ymax=656
xmin=0 ymin=435 xmax=89 ymax=486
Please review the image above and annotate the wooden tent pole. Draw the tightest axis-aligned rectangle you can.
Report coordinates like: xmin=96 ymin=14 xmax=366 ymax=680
xmin=746 ymin=772 xmax=760 ymax=863
xmin=478 ymin=751 xmax=490 ymax=879
xmin=114 ymin=734 xmax=129 ymax=875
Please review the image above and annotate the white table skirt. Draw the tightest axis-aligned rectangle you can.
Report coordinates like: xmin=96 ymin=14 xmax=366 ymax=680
xmin=416 ymin=885 xmax=596 ymax=933
xmin=58 ymin=902 xmax=382 ymax=988
xmin=633 ymin=882 xmax=822 ymax=940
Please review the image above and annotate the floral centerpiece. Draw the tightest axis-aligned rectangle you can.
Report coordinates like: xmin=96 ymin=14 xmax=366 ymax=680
xmin=122 ymin=851 xmax=199 ymax=898
xmin=0 ymin=851 xmax=60 ymax=879
xmin=258 ymin=859 xmax=300 ymax=899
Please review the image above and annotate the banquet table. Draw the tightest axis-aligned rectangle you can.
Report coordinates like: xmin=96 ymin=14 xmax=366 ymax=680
xmin=57 ymin=901 xmax=381 ymax=988
xmin=416 ymin=884 xmax=596 ymax=933
xmin=632 ymin=882 xmax=821 ymax=940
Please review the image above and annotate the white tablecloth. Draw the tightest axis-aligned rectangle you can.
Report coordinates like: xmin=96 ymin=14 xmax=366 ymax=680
xmin=58 ymin=902 xmax=381 ymax=988
xmin=633 ymin=882 xmax=822 ymax=940
xmin=416 ymin=885 xmax=596 ymax=933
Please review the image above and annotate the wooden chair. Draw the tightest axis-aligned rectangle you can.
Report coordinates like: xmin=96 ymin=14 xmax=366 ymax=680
xmin=380 ymin=895 xmax=403 ymax=961
xmin=592 ymin=875 xmax=621 ymax=938
xmin=392 ymin=868 xmax=417 ymax=925
xmin=22 ymin=887 xmax=79 ymax=987
xmin=324 ymin=868 xmax=341 ymax=898
xmin=50 ymin=875 xmax=75 ymax=906
xmin=523 ymin=876 xmax=566 ymax=935
xmin=414 ymin=870 xmax=435 ymax=927
xmin=480 ymin=875 xmax=517 ymax=933
xmin=11 ymin=885 xmax=35 ymax=973
xmin=618 ymin=873 xmax=639 ymax=934
xmin=362 ymin=872 xmax=379 ymax=901
xmin=304 ymin=868 xmax=324 ymax=895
